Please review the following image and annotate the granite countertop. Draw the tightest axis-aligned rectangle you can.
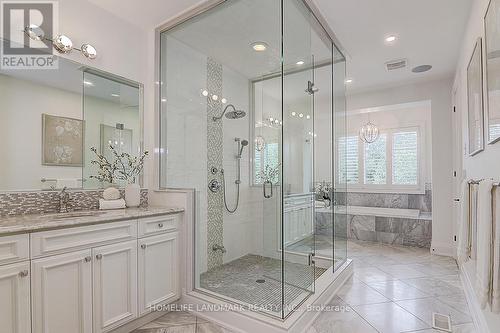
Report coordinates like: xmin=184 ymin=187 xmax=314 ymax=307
xmin=0 ymin=206 xmax=184 ymax=236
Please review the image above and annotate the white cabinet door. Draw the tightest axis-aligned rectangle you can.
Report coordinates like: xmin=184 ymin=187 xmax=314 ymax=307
xmin=31 ymin=250 xmax=92 ymax=333
xmin=0 ymin=261 xmax=30 ymax=333
xmin=93 ymin=240 xmax=138 ymax=333
xmin=138 ymin=232 xmax=179 ymax=315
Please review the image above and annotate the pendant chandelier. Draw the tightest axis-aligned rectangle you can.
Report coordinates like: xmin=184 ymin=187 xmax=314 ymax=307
xmin=359 ymin=120 xmax=380 ymax=144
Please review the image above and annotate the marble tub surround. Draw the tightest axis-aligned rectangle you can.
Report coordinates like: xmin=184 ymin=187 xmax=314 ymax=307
xmin=0 ymin=188 xmax=148 ymax=217
xmin=315 ymin=212 xmax=431 ymax=248
xmin=335 ymin=185 xmax=432 ymax=212
xmin=0 ymin=206 xmax=183 ymax=235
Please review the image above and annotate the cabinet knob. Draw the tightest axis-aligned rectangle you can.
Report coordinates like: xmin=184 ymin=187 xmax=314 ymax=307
xmin=84 ymin=256 xmax=92 ymax=263
xmin=141 ymin=244 xmax=147 ymax=249
xmin=19 ymin=270 xmax=29 ymax=277
xmin=158 ymin=223 xmax=164 ymax=228
xmin=96 ymin=254 xmax=103 ymax=260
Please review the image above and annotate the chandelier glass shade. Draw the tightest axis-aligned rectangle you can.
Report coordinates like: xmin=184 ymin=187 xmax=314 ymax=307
xmin=359 ymin=121 xmax=380 ymax=143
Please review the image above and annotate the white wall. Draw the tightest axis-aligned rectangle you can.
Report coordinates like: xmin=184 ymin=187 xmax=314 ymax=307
xmin=347 ymin=78 xmax=454 ymax=255
xmin=453 ymin=0 xmax=500 ymax=330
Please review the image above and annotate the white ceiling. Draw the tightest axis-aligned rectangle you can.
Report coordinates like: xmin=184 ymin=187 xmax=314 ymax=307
xmin=313 ymin=0 xmax=472 ymax=93
xmin=89 ymin=0 xmax=472 ymax=93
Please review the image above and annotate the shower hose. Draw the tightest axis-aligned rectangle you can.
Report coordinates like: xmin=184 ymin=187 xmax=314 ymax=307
xmin=221 ymin=169 xmax=240 ymax=213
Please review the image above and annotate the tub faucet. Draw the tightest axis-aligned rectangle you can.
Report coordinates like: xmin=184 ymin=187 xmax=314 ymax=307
xmin=58 ymin=187 xmax=71 ymax=213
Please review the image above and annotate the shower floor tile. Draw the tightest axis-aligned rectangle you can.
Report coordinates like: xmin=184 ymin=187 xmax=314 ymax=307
xmin=199 ymin=254 xmax=327 ymax=314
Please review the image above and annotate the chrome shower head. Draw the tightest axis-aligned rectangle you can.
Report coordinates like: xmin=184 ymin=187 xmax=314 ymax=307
xmin=213 ymin=104 xmax=246 ymax=121
xmin=238 ymin=139 xmax=249 ymax=158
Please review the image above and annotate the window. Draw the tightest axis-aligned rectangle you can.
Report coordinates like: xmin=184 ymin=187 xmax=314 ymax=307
xmin=392 ymin=131 xmax=418 ymax=185
xmin=254 ymin=142 xmax=280 ymax=184
xmin=337 ymin=127 xmax=422 ymax=192
xmin=338 ymin=136 xmax=358 ymax=184
xmin=364 ymin=134 xmax=387 ymax=184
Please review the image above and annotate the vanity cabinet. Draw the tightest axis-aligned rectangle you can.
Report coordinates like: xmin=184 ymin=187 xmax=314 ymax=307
xmin=31 ymin=250 xmax=93 ymax=333
xmin=3 ymin=212 xmax=182 ymax=333
xmin=0 ymin=261 xmax=31 ymax=333
xmin=138 ymin=232 xmax=179 ymax=315
xmin=92 ymin=240 xmax=138 ymax=333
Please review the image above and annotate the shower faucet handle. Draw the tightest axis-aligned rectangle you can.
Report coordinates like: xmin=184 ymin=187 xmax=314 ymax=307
xmin=209 ymin=179 xmax=221 ymax=193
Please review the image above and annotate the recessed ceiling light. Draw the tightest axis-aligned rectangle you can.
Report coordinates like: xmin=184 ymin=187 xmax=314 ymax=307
xmin=111 ymin=93 xmax=120 ymax=97
xmin=299 ymin=113 xmax=304 ymax=118
xmin=385 ymin=35 xmax=397 ymax=43
xmin=412 ymin=65 xmax=432 ymax=73
xmin=251 ymin=42 xmax=268 ymax=52
xmin=345 ymin=78 xmax=353 ymax=84
xmin=306 ymin=115 xmax=310 ymax=119
xmin=296 ymin=60 xmax=305 ymax=65
xmin=291 ymin=112 xmax=296 ymax=116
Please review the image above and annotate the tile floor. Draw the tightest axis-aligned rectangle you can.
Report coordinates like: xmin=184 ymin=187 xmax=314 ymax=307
xmin=307 ymin=240 xmax=476 ymax=333
xmin=134 ymin=240 xmax=476 ymax=333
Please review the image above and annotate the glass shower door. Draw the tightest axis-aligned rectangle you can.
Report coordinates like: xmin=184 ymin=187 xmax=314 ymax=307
xmin=281 ymin=0 xmax=317 ymax=318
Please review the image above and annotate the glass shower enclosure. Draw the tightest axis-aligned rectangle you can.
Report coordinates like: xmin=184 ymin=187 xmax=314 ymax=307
xmin=159 ymin=0 xmax=347 ymax=319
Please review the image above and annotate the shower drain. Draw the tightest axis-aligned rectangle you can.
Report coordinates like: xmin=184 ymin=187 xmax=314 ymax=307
xmin=256 ymin=279 xmax=266 ymax=284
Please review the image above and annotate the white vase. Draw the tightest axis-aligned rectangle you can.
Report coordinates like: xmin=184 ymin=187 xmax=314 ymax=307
xmin=125 ymin=183 xmax=141 ymax=208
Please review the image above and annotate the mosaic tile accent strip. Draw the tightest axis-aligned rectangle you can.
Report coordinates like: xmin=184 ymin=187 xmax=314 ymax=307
xmin=206 ymin=58 xmax=224 ymax=270
xmin=0 ymin=189 xmax=148 ymax=216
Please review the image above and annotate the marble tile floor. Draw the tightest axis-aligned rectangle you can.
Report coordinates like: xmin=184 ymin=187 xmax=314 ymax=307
xmin=308 ymin=239 xmax=476 ymax=333
xmin=135 ymin=240 xmax=475 ymax=333
xmin=131 ymin=311 xmax=235 ymax=333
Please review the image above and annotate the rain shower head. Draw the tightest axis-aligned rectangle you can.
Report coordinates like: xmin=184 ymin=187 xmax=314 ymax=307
xmin=213 ymin=104 xmax=246 ymax=121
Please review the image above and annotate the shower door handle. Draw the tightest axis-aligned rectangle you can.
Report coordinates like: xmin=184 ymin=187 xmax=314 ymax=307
xmin=263 ymin=180 xmax=273 ymax=198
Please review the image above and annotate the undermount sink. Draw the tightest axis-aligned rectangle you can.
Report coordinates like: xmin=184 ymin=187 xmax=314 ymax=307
xmin=45 ymin=211 xmax=105 ymax=220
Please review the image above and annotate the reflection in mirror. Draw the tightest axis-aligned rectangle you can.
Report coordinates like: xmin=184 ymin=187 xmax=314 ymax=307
xmin=82 ymin=71 xmax=142 ymax=189
xmin=0 ymin=57 xmax=84 ymax=191
xmin=0 ymin=43 xmax=142 ymax=192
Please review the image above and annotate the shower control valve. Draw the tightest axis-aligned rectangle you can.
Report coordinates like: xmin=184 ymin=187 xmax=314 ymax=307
xmin=209 ymin=179 xmax=221 ymax=193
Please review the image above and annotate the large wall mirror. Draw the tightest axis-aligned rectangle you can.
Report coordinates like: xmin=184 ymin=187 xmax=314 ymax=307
xmin=0 ymin=52 xmax=143 ymax=192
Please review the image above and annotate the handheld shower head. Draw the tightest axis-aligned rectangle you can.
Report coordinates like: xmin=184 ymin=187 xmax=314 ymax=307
xmin=238 ymin=139 xmax=249 ymax=157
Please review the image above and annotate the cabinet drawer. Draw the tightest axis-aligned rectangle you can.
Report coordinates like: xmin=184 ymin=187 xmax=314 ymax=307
xmin=31 ymin=221 xmax=137 ymax=258
xmin=0 ymin=234 xmax=29 ymax=265
xmin=138 ymin=214 xmax=180 ymax=238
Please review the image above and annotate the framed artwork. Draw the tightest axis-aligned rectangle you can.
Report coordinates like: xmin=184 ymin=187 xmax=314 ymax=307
xmin=467 ymin=38 xmax=485 ymax=156
xmin=42 ymin=114 xmax=84 ymax=166
xmin=484 ymin=0 xmax=500 ymax=144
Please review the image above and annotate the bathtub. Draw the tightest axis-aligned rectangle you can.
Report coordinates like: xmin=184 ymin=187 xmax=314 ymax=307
xmin=318 ymin=205 xmax=421 ymax=219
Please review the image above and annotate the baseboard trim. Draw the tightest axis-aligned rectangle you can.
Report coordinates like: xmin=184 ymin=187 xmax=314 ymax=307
xmin=459 ymin=261 xmax=489 ymax=333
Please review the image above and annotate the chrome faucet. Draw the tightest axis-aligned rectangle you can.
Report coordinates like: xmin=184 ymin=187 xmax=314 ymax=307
xmin=212 ymin=244 xmax=227 ymax=254
xmin=58 ymin=187 xmax=71 ymax=213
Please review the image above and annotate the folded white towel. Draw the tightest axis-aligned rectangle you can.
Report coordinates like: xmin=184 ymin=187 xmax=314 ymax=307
xmin=99 ymin=199 xmax=126 ymax=210
xmin=56 ymin=179 xmax=79 ymax=189
xmin=476 ymin=179 xmax=493 ymax=309
xmin=492 ymin=187 xmax=500 ymax=313
xmin=457 ymin=179 xmax=470 ymax=263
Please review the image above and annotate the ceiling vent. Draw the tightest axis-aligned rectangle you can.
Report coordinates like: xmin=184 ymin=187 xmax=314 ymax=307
xmin=385 ymin=59 xmax=407 ymax=71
